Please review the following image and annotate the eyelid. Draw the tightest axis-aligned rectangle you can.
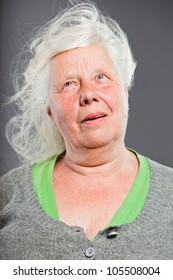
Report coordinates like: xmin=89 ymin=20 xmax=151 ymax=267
xmin=65 ymin=79 xmax=78 ymax=84
xmin=96 ymin=73 xmax=105 ymax=77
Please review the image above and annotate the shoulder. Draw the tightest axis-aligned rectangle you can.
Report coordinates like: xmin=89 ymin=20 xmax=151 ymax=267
xmin=0 ymin=164 xmax=33 ymax=211
xmin=147 ymin=158 xmax=173 ymax=205
xmin=0 ymin=163 xmax=33 ymax=186
xmin=148 ymin=158 xmax=173 ymax=182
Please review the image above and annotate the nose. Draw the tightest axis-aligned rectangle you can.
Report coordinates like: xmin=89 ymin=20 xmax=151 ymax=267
xmin=79 ymin=83 xmax=100 ymax=106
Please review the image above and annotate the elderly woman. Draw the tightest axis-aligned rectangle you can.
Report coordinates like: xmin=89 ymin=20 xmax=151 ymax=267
xmin=0 ymin=2 xmax=173 ymax=260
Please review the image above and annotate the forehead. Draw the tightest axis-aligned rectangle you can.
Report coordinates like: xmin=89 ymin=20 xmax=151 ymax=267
xmin=51 ymin=44 xmax=115 ymax=74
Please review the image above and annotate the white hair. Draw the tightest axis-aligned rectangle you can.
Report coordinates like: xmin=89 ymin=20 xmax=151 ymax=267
xmin=6 ymin=0 xmax=137 ymax=163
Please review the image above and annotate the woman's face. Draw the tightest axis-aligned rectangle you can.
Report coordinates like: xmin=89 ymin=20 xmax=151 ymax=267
xmin=48 ymin=44 xmax=128 ymax=152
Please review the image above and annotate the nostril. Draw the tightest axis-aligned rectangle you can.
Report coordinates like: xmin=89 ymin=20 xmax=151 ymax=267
xmin=81 ymin=96 xmax=99 ymax=106
xmin=84 ymin=99 xmax=89 ymax=104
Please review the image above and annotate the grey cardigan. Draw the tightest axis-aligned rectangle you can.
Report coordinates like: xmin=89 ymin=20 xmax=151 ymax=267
xmin=0 ymin=158 xmax=173 ymax=260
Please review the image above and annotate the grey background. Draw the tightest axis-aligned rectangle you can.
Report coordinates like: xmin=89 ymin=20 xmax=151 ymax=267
xmin=0 ymin=0 xmax=173 ymax=176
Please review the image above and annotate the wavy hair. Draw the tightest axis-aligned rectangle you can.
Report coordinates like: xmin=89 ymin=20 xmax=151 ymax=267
xmin=5 ymin=0 xmax=136 ymax=163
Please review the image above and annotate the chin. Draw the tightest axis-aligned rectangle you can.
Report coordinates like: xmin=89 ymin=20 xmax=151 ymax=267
xmin=82 ymin=136 xmax=114 ymax=149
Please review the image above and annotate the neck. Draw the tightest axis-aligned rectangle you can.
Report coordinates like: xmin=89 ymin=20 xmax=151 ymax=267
xmin=61 ymin=143 xmax=134 ymax=177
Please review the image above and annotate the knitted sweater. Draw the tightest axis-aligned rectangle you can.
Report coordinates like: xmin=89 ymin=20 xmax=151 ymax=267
xmin=0 ymin=158 xmax=173 ymax=260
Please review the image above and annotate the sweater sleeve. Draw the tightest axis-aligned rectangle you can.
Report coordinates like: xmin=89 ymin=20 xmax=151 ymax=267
xmin=0 ymin=171 xmax=15 ymax=213
xmin=0 ymin=164 xmax=32 ymax=212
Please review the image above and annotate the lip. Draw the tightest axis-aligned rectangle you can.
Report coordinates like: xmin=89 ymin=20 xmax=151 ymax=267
xmin=81 ymin=112 xmax=108 ymax=124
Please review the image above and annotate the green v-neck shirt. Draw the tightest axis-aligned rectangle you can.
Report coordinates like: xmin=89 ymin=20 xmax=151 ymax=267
xmin=32 ymin=150 xmax=150 ymax=235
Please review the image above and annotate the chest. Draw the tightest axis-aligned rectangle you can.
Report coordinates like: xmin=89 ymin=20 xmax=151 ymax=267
xmin=53 ymin=173 xmax=133 ymax=239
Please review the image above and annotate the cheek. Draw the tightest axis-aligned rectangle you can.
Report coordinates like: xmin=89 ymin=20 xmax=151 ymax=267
xmin=100 ymin=85 xmax=121 ymax=109
xmin=101 ymin=85 xmax=128 ymax=116
xmin=48 ymin=96 xmax=62 ymax=127
xmin=51 ymin=96 xmax=76 ymax=127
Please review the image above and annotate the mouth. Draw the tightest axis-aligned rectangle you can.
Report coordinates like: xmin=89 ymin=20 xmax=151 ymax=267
xmin=81 ymin=112 xmax=107 ymax=124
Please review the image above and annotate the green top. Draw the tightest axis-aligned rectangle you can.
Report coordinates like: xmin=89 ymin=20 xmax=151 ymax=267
xmin=32 ymin=150 xmax=150 ymax=236
xmin=32 ymin=155 xmax=59 ymax=220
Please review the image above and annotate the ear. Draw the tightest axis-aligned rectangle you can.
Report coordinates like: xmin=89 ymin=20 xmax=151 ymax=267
xmin=46 ymin=106 xmax=57 ymax=127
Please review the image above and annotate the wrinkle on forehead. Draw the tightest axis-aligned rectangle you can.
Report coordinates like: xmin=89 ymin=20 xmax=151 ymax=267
xmin=50 ymin=44 xmax=117 ymax=85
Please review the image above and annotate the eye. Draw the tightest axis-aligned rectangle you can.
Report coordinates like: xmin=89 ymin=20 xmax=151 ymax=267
xmin=64 ymin=81 xmax=73 ymax=87
xmin=96 ymin=73 xmax=108 ymax=81
xmin=62 ymin=80 xmax=79 ymax=93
